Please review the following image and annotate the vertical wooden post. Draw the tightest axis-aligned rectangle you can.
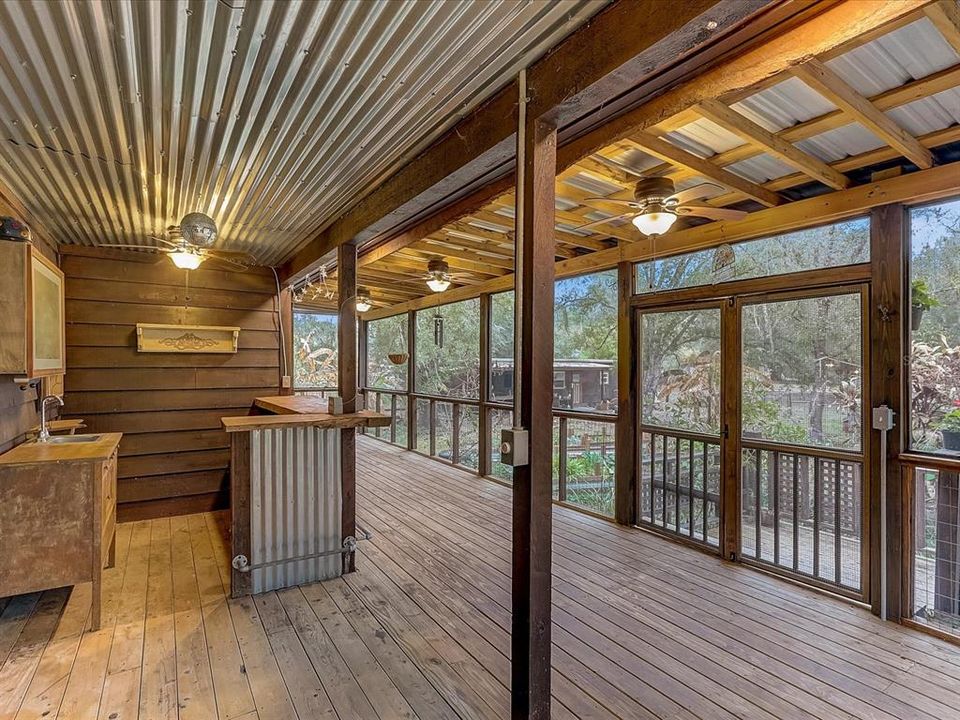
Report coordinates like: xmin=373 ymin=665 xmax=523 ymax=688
xmin=338 ymin=241 xmax=358 ymax=574
xmin=720 ymin=298 xmax=742 ymax=561
xmin=512 ymin=112 xmax=556 ymax=720
xmin=615 ymin=261 xmax=637 ymax=526
xmin=869 ymin=203 xmax=906 ymax=619
xmin=279 ymin=287 xmax=294 ymax=396
xmin=407 ymin=310 xmax=416 ymax=451
xmin=479 ymin=292 xmax=491 ymax=478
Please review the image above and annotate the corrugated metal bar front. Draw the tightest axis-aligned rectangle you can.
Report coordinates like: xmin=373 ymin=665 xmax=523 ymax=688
xmin=249 ymin=425 xmax=341 ymax=594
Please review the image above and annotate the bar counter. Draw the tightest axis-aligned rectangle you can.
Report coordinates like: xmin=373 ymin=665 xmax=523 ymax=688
xmin=222 ymin=396 xmax=388 ymax=597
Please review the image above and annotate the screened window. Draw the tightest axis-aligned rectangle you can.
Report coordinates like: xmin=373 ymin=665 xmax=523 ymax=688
xmin=634 ymin=218 xmax=870 ymax=293
xmin=489 ymin=291 xmax=515 ymax=403
xmin=909 ymin=198 xmax=960 ymax=455
xmin=415 ymin=298 xmax=480 ymax=398
xmin=293 ymin=311 xmax=337 ymax=389
xmin=366 ymin=314 xmax=408 ymax=391
xmin=554 ymin=270 xmax=617 ymax=414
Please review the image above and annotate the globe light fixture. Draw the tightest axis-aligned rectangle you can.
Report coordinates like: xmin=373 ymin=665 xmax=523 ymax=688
xmin=170 ymin=248 xmax=204 ymax=269
xmin=631 ymin=205 xmax=677 ymax=236
xmin=425 ymin=258 xmax=452 ymax=292
xmin=355 ymin=287 xmax=373 ymax=313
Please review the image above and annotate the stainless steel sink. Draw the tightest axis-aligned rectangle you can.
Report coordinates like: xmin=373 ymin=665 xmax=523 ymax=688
xmin=36 ymin=434 xmax=103 ymax=444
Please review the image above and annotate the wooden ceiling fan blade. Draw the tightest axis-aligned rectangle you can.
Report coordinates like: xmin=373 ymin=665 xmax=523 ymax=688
xmin=147 ymin=234 xmax=180 ymax=248
xmin=675 ymin=204 xmax=747 ymax=221
xmin=669 ymin=182 xmax=724 ymax=205
xmin=573 ymin=212 xmax=637 ymax=232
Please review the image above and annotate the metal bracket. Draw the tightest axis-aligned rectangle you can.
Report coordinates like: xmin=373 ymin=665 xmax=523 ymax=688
xmin=231 ymin=525 xmax=373 ymax=574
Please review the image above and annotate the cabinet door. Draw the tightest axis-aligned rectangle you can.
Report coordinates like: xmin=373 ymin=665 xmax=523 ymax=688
xmin=29 ymin=249 xmax=65 ymax=376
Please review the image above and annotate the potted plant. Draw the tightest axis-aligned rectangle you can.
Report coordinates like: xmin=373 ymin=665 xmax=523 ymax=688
xmin=911 ymin=279 xmax=939 ymax=332
xmin=939 ymin=406 xmax=960 ymax=451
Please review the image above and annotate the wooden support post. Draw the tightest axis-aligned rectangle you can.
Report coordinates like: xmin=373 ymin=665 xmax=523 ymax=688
xmin=279 ymin=287 xmax=294 ymax=395
xmin=720 ymin=298 xmax=742 ymax=561
xmin=407 ymin=310 xmax=416 ymax=452
xmin=512 ymin=111 xmax=557 ymax=720
xmin=479 ymin=292 xmax=491 ymax=478
xmin=338 ymin=241 xmax=358 ymax=574
xmin=869 ymin=204 xmax=906 ymax=619
xmin=615 ymin=261 xmax=637 ymax=526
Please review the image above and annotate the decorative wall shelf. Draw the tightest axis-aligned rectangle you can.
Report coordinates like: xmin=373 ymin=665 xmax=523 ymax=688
xmin=136 ymin=323 xmax=240 ymax=354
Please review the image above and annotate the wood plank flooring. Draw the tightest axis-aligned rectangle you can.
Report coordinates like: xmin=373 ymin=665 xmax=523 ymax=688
xmin=2 ymin=435 xmax=960 ymax=719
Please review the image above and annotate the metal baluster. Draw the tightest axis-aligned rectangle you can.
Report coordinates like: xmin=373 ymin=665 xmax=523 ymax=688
xmin=813 ymin=458 xmax=821 ymax=578
xmin=675 ymin=437 xmax=681 ymax=534
xmin=773 ymin=451 xmax=780 ymax=567
xmin=662 ymin=434 xmax=668 ymax=530
xmin=390 ymin=394 xmax=397 ymax=444
xmin=452 ymin=403 xmax=461 ymax=466
xmin=835 ymin=458 xmax=842 ymax=586
xmin=688 ymin=440 xmax=695 ymax=538
xmin=702 ymin=442 xmax=708 ymax=543
xmin=650 ymin=433 xmax=657 ymax=525
xmin=755 ymin=450 xmax=762 ymax=561
xmin=558 ymin=416 xmax=568 ymax=502
xmin=793 ymin=453 xmax=799 ymax=572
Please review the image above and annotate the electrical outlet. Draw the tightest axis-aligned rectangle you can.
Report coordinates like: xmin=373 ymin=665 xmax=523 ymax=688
xmin=281 ymin=375 xmax=292 ymax=389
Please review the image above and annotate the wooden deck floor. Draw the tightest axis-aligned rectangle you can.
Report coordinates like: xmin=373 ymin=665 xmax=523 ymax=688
xmin=3 ymin=436 xmax=960 ymax=719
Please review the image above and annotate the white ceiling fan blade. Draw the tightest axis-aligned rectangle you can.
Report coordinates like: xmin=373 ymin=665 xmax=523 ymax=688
xmin=148 ymin=235 xmax=181 ymax=248
xmin=668 ymin=182 xmax=724 ymax=205
xmin=675 ymin=204 xmax=747 ymax=221
xmin=573 ymin=212 xmax=637 ymax=232
xmin=101 ymin=244 xmax=166 ymax=252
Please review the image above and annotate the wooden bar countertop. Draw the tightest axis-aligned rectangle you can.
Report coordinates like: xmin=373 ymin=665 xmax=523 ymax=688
xmin=221 ymin=395 xmax=390 ymax=433
xmin=0 ymin=432 xmax=122 ymax=465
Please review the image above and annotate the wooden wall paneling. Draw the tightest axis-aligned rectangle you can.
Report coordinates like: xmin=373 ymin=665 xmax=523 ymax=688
xmin=869 ymin=204 xmax=907 ymax=619
xmin=512 ymin=110 xmax=557 ymax=720
xmin=615 ymin=261 xmax=637 ymax=526
xmin=61 ymin=248 xmax=280 ymax=520
xmin=338 ymin=241 xmax=358 ymax=574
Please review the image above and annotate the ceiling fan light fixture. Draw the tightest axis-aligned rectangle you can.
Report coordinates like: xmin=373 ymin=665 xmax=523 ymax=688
xmin=170 ymin=248 xmax=204 ymax=270
xmin=426 ymin=276 xmax=451 ymax=293
xmin=631 ymin=207 xmax=677 ymax=236
xmin=355 ymin=287 xmax=373 ymax=313
xmin=425 ymin=258 xmax=452 ymax=292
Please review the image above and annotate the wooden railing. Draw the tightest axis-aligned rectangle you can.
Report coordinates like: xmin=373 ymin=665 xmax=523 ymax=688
xmin=554 ymin=411 xmax=616 ymax=517
xmin=639 ymin=426 xmax=722 ymax=548
xmin=740 ymin=440 xmax=863 ymax=593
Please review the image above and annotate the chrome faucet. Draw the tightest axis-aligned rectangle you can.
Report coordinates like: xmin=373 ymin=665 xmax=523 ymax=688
xmin=38 ymin=395 xmax=64 ymax=443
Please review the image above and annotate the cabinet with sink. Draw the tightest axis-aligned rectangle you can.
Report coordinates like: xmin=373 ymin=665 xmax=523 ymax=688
xmin=0 ymin=432 xmax=120 ymax=630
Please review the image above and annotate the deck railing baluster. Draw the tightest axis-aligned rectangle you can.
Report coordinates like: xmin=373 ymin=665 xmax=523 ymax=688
xmin=702 ymin=442 xmax=709 ymax=542
xmin=675 ymin=438 xmax=681 ymax=534
xmin=773 ymin=451 xmax=780 ymax=567
xmin=793 ymin=453 xmax=799 ymax=572
xmin=835 ymin=458 xmax=842 ymax=586
xmin=688 ymin=439 xmax=694 ymax=538
xmin=813 ymin=458 xmax=821 ymax=579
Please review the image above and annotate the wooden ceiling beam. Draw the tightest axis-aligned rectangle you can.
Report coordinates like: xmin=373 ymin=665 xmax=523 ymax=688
xmin=648 ymin=61 xmax=960 ymax=183
xmin=363 ymin=160 xmax=960 ymax=320
xmin=695 ymin=99 xmax=851 ymax=190
xmin=626 ymin=131 xmax=783 ymax=206
xmin=924 ymin=1 xmax=960 ymax=55
xmin=283 ymin=0 xmax=731 ymax=282
xmin=792 ymin=58 xmax=934 ymax=170
xmin=708 ymin=123 xmax=960 ymax=207
xmin=557 ymin=1 xmax=928 ymax=172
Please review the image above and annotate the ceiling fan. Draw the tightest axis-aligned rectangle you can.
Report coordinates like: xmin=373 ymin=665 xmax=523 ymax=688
xmin=576 ymin=177 xmax=747 ymax=236
xmin=102 ymin=212 xmax=257 ymax=270
xmin=420 ymin=257 xmax=472 ymax=293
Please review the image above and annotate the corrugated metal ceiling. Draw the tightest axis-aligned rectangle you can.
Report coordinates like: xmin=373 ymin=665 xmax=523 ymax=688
xmin=0 ymin=0 xmax=607 ymax=264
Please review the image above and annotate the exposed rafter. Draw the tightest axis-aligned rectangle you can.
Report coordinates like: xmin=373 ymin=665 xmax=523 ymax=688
xmin=695 ymin=99 xmax=851 ymax=190
xmin=792 ymin=58 xmax=935 ymax=170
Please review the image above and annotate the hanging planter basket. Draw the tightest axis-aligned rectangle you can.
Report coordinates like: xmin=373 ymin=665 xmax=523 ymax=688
xmin=388 ymin=352 xmax=409 ymax=365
